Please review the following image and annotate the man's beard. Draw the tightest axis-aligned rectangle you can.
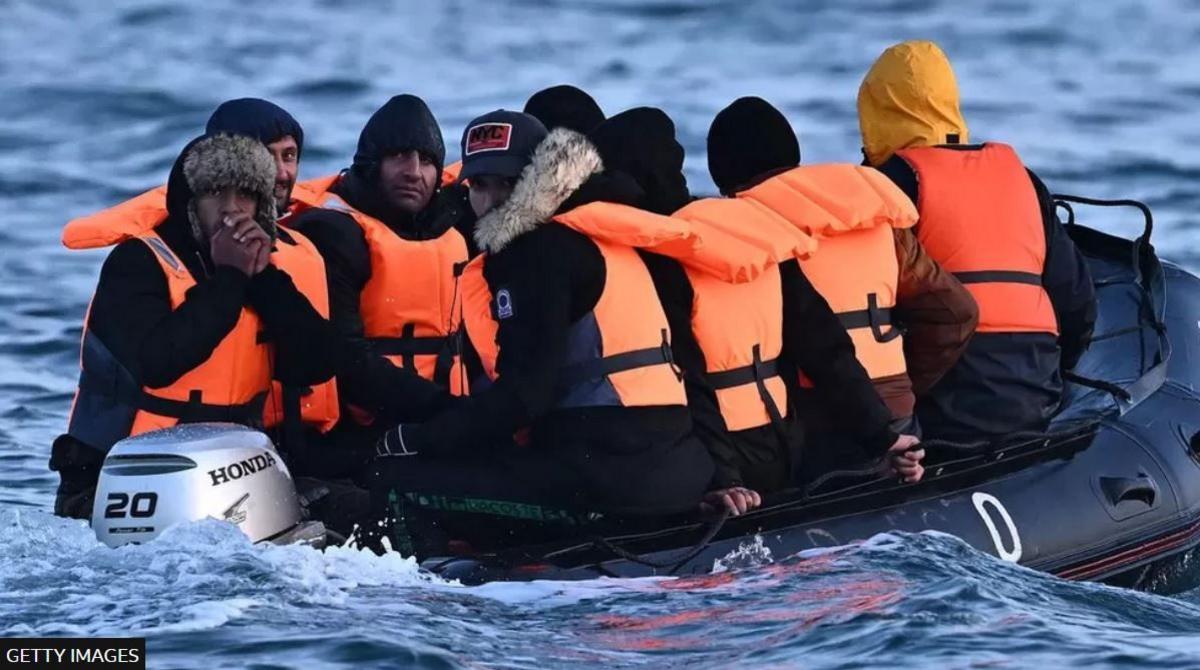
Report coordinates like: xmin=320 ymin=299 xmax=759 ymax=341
xmin=274 ymin=183 xmax=293 ymax=215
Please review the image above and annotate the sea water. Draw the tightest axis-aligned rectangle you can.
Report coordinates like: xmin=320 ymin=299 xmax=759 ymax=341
xmin=4 ymin=1 xmax=1200 ymax=667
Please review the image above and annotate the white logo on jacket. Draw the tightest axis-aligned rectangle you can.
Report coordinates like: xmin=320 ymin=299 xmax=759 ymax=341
xmin=496 ymin=289 xmax=514 ymax=319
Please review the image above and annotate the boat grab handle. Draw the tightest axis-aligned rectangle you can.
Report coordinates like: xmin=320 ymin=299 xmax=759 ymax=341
xmin=1099 ymin=475 xmax=1158 ymax=507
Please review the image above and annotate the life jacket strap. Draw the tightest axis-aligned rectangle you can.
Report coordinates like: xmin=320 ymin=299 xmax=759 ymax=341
xmin=704 ymin=356 xmax=781 ymax=390
xmin=558 ymin=329 xmax=676 ymax=388
xmin=138 ymin=389 xmax=268 ymax=426
xmin=369 ymin=325 xmax=460 ymax=389
xmin=369 ymin=329 xmax=455 ymax=358
xmin=953 ymin=270 xmax=1043 ymax=286
xmin=837 ymin=293 xmax=901 ymax=343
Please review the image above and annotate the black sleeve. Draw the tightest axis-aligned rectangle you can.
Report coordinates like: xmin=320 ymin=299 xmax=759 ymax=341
xmin=780 ymin=259 xmax=896 ymax=454
xmin=875 ymin=155 xmax=919 ymax=205
xmin=246 ymin=264 xmax=339 ymax=387
xmin=88 ymin=239 xmax=250 ymax=389
xmin=640 ymin=251 xmax=740 ymax=488
xmin=1028 ymin=170 xmax=1096 ymax=370
xmin=409 ymin=225 xmax=603 ymax=454
xmin=294 ymin=209 xmax=451 ymax=421
xmin=291 ymin=209 xmax=371 ymax=342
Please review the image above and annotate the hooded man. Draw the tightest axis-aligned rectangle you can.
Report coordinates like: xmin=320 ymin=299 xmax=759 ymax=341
xmin=523 ymin=84 xmax=606 ymax=134
xmin=706 ymin=96 xmax=978 ymax=456
xmin=288 ymin=95 xmax=471 ymax=448
xmin=52 ymin=134 xmax=340 ymax=519
xmin=857 ymin=41 xmax=1095 ymax=440
xmin=362 ymin=110 xmax=716 ymax=559
xmin=594 ymin=108 xmax=924 ymax=506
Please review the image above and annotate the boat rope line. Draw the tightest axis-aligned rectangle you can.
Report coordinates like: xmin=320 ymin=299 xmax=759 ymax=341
xmin=1054 ymin=194 xmax=1153 ymax=245
xmin=803 ymin=422 xmax=1100 ymax=498
xmin=1053 ymin=194 xmax=1169 ymax=413
xmin=583 ymin=507 xmax=731 ymax=574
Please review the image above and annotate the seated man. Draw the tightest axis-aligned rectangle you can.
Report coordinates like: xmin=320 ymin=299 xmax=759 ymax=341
xmin=52 ymin=134 xmax=339 ymax=520
xmin=364 ymin=111 xmax=715 ymax=558
xmin=858 ymin=41 xmax=1096 ymax=440
xmin=586 ymin=107 xmax=923 ymax=507
xmin=705 ymin=96 xmax=977 ymax=470
xmin=62 ymin=98 xmax=344 ymax=473
xmin=289 ymin=95 xmax=471 ymax=441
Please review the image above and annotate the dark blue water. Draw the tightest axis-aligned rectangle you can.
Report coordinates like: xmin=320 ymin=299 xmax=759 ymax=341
xmin=4 ymin=1 xmax=1200 ymax=667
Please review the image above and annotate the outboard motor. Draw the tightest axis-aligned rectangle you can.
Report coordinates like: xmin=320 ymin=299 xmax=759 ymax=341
xmin=92 ymin=423 xmax=325 ymax=548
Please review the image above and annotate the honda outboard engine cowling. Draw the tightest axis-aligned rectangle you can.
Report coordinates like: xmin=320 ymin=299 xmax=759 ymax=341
xmin=92 ymin=423 xmax=308 ymax=547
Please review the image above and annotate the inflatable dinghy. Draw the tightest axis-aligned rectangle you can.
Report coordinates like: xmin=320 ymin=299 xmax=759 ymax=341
xmin=88 ymin=196 xmax=1200 ymax=595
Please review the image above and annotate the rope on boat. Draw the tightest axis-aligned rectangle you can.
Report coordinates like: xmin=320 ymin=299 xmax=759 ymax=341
xmin=587 ymin=508 xmax=731 ymax=574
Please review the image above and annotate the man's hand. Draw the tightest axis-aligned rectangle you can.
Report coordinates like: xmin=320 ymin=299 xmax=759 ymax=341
xmin=886 ymin=434 xmax=925 ymax=483
xmin=699 ymin=486 xmax=762 ymax=517
xmin=211 ymin=215 xmax=270 ymax=276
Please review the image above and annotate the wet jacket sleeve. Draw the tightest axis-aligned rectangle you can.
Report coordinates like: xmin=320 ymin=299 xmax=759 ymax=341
xmin=892 ymin=229 xmax=979 ymax=394
xmin=87 ymin=239 xmax=249 ymax=389
xmin=407 ymin=226 xmax=604 ymax=455
xmin=296 ymin=209 xmax=451 ymax=423
xmin=780 ymin=259 xmax=897 ymax=454
xmin=1028 ymin=170 xmax=1097 ymax=370
xmin=245 ymin=264 xmax=339 ymax=387
xmin=640 ymin=252 xmax=741 ymax=488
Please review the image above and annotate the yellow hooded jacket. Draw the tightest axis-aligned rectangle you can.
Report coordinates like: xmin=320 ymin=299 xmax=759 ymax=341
xmin=857 ymin=40 xmax=969 ymax=167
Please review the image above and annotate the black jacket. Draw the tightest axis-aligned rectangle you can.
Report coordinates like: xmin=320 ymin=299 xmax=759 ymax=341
xmin=877 ymin=149 xmax=1097 ymax=439
xmin=396 ymin=131 xmax=715 ymax=514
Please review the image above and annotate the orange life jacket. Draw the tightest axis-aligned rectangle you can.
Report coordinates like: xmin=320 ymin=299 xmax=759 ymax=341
xmin=66 ymin=231 xmax=273 ymax=451
xmin=259 ymin=228 xmax=341 ymax=435
xmin=671 ymin=198 xmax=800 ymax=433
xmin=732 ymin=165 xmax=918 ymax=381
xmin=62 ymin=188 xmax=342 ymax=436
xmin=897 ymin=143 xmax=1057 ymax=335
xmin=442 ymin=161 xmax=462 ymax=186
xmin=461 ymin=202 xmax=687 ymax=409
xmin=314 ymin=181 xmax=470 ymax=396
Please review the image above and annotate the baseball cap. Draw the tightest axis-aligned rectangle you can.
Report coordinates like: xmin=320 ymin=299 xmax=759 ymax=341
xmin=459 ymin=110 xmax=548 ymax=180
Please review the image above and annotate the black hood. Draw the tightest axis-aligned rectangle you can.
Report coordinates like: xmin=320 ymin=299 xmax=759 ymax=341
xmin=206 ymin=97 xmax=304 ymax=155
xmin=589 ymin=107 xmax=690 ymax=215
xmin=523 ymin=84 xmax=606 ymax=134
xmin=334 ymin=95 xmax=449 ymax=235
xmin=351 ymin=95 xmax=445 ymax=181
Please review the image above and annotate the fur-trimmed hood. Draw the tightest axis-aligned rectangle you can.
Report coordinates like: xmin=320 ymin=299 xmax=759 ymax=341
xmin=473 ymin=128 xmax=604 ymax=254
xmin=183 ymin=133 xmax=278 ymax=238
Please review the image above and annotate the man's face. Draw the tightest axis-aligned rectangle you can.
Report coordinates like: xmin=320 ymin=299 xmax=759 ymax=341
xmin=379 ymin=149 xmax=437 ymax=214
xmin=468 ymin=174 xmax=516 ymax=218
xmin=265 ymin=135 xmax=299 ymax=213
xmin=193 ymin=186 xmax=257 ymax=242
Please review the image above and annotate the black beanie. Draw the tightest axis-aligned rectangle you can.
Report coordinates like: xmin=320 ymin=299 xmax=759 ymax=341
xmin=206 ymin=98 xmax=304 ymax=156
xmin=707 ymin=96 xmax=800 ymax=195
xmin=590 ymin=107 xmax=690 ymax=215
xmin=524 ymin=85 xmax=606 ymax=134
xmin=352 ymin=94 xmax=446 ymax=180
